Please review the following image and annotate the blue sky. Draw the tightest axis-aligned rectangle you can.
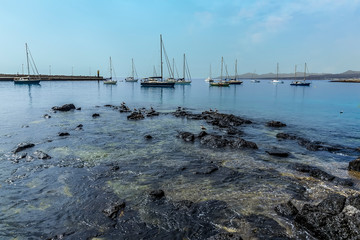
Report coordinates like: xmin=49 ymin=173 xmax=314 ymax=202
xmin=0 ymin=0 xmax=359 ymax=78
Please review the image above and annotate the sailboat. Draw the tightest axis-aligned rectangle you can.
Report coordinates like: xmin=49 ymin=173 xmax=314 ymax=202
xmin=103 ymin=57 xmax=117 ymax=85
xmin=228 ymin=59 xmax=243 ymax=85
xmin=205 ymin=64 xmax=214 ymax=82
xmin=141 ymin=34 xmax=175 ymax=87
xmin=210 ymin=57 xmax=230 ymax=87
xmin=290 ymin=63 xmax=311 ymax=86
xmin=14 ymin=43 xmax=41 ymax=84
xmin=176 ymin=54 xmax=191 ymax=84
xmin=125 ymin=58 xmax=138 ymax=82
xmin=271 ymin=63 xmax=284 ymax=84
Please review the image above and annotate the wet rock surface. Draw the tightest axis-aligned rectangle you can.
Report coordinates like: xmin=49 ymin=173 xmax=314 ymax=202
xmin=275 ymin=194 xmax=360 ymax=240
xmin=92 ymin=113 xmax=100 ymax=118
xmin=266 ymin=150 xmax=290 ymax=157
xmin=127 ymin=111 xmax=145 ymax=120
xmin=58 ymin=132 xmax=69 ymax=136
xmin=291 ymin=163 xmax=353 ymax=186
xmin=52 ymin=103 xmax=76 ymax=112
xmin=13 ymin=142 xmax=35 ymax=153
xmin=349 ymin=157 xmax=360 ymax=172
xmin=33 ymin=150 xmax=51 ymax=159
xmin=177 ymin=132 xmax=195 ymax=142
xmin=277 ymin=132 xmax=346 ymax=153
xmin=267 ymin=120 xmax=287 ymax=127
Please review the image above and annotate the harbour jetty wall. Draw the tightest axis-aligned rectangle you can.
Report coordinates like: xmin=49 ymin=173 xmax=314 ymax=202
xmin=0 ymin=74 xmax=104 ymax=81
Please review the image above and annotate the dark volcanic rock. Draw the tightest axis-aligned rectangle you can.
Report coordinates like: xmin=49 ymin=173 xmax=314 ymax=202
xmin=245 ymin=214 xmax=289 ymax=239
xmin=291 ymin=163 xmax=353 ymax=186
xmin=207 ymin=233 xmax=243 ymax=240
xmin=198 ymin=131 xmax=208 ymax=138
xmin=149 ymin=189 xmax=165 ymax=200
xmin=103 ymin=201 xmax=126 ymax=220
xmin=75 ymin=124 xmax=83 ymax=130
xmin=267 ymin=120 xmax=287 ymax=127
xmin=232 ymin=138 xmax=258 ymax=149
xmin=58 ymin=132 xmax=70 ymax=136
xmin=92 ymin=113 xmax=100 ymax=118
xmin=195 ymin=165 xmax=219 ymax=174
xmin=52 ymin=103 xmax=76 ymax=112
xmin=348 ymin=157 xmax=360 ymax=172
xmin=34 ymin=150 xmax=51 ymax=159
xmin=178 ymin=132 xmax=195 ymax=142
xmin=276 ymin=132 xmax=297 ymax=140
xmin=200 ymin=134 xmax=229 ymax=148
xmin=127 ymin=111 xmax=144 ymax=120
xmin=266 ymin=150 xmax=290 ymax=157
xmin=43 ymin=114 xmax=51 ymax=119
xmin=76 ymin=107 xmax=81 ymax=110
xmin=293 ymin=194 xmax=360 ymax=240
xmin=292 ymin=163 xmax=335 ymax=181
xmin=119 ymin=103 xmax=131 ymax=113
xmin=277 ymin=132 xmax=343 ymax=153
xmin=146 ymin=108 xmax=160 ymax=117
xmin=275 ymin=201 xmax=299 ymax=218
xmin=144 ymin=135 xmax=153 ymax=140
xmin=13 ymin=142 xmax=35 ymax=153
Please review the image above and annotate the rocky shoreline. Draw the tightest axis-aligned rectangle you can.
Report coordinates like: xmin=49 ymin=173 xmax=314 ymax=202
xmin=3 ymin=103 xmax=360 ymax=239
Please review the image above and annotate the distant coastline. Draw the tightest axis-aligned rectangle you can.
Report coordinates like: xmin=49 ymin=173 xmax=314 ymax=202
xmin=0 ymin=73 xmax=103 ymax=81
xmin=329 ymin=79 xmax=360 ymax=83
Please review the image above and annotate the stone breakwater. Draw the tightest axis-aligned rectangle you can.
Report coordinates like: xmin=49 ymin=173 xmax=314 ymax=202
xmin=2 ymin=103 xmax=360 ymax=239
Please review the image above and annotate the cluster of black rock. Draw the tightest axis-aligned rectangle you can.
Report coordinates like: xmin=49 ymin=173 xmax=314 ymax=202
xmin=275 ymin=194 xmax=360 ymax=239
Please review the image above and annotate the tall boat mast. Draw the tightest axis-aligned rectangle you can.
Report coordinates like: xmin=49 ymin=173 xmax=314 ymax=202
xmin=210 ymin=64 xmax=212 ymax=79
xmin=304 ymin=62 xmax=307 ymax=81
xmin=221 ymin=57 xmax=223 ymax=81
xmin=131 ymin=58 xmax=134 ymax=78
xmin=295 ymin=65 xmax=297 ymax=80
xmin=235 ymin=59 xmax=238 ymax=80
xmin=26 ymin=43 xmax=30 ymax=76
xmin=276 ymin=62 xmax=279 ymax=81
xmin=160 ymin=34 xmax=163 ymax=80
xmin=109 ymin=57 xmax=112 ymax=79
xmin=183 ymin=54 xmax=186 ymax=80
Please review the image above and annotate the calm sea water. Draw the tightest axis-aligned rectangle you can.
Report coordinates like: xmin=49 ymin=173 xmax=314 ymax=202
xmin=0 ymin=79 xmax=359 ymax=239
xmin=1 ymin=79 xmax=359 ymax=147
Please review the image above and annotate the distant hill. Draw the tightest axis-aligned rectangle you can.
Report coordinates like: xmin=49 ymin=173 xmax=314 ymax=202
xmin=219 ymin=70 xmax=360 ymax=80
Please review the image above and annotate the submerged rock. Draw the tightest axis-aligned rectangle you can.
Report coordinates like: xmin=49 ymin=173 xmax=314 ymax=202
xmin=275 ymin=200 xmax=299 ymax=218
xmin=75 ymin=124 xmax=83 ymax=130
xmin=34 ymin=150 xmax=51 ymax=160
xmin=92 ymin=113 xmax=100 ymax=118
xmin=266 ymin=150 xmax=290 ymax=157
xmin=232 ymin=138 xmax=258 ymax=149
xmin=267 ymin=120 xmax=286 ymax=127
xmin=348 ymin=157 xmax=360 ymax=172
xmin=103 ymin=201 xmax=126 ymax=220
xmin=291 ymin=163 xmax=353 ymax=186
xmin=178 ymin=132 xmax=195 ymax=142
xmin=195 ymin=164 xmax=219 ymax=175
xmin=43 ymin=114 xmax=51 ymax=119
xmin=52 ymin=103 xmax=76 ymax=112
xmin=149 ymin=189 xmax=165 ymax=200
xmin=200 ymin=134 xmax=229 ymax=148
xmin=13 ymin=142 xmax=35 ymax=153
